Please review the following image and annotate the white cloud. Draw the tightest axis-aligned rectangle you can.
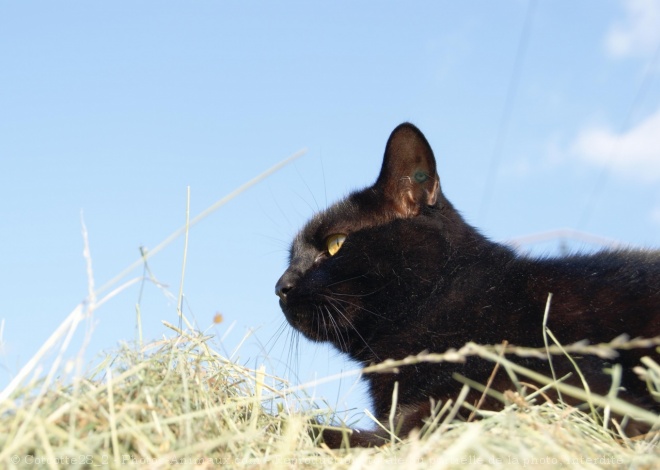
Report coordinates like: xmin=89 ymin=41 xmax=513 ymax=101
xmin=572 ymin=107 xmax=660 ymax=181
xmin=606 ymin=0 xmax=660 ymax=58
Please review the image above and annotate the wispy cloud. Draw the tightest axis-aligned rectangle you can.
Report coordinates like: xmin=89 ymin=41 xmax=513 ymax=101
xmin=571 ymin=108 xmax=660 ymax=181
xmin=606 ymin=0 xmax=660 ymax=58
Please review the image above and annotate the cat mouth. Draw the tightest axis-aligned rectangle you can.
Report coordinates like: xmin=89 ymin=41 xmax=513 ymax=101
xmin=279 ymin=292 xmax=355 ymax=344
xmin=280 ymin=302 xmax=330 ymax=342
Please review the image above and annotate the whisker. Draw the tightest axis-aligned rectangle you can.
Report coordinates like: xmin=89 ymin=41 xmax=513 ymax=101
xmin=264 ymin=321 xmax=290 ymax=357
xmin=325 ymin=274 xmax=370 ymax=288
xmin=327 ymin=302 xmax=380 ymax=361
xmin=325 ymin=305 xmax=350 ymax=353
xmin=323 ymin=294 xmax=388 ymax=320
xmin=324 ymin=306 xmax=342 ymax=350
xmin=316 ymin=305 xmax=326 ymax=342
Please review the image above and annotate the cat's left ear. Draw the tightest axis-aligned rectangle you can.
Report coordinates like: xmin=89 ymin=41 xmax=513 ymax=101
xmin=375 ymin=123 xmax=440 ymax=217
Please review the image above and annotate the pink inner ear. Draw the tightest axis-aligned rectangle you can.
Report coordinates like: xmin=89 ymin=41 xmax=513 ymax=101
xmin=376 ymin=123 xmax=440 ymax=217
xmin=390 ymin=172 xmax=439 ymax=217
xmin=424 ymin=177 xmax=439 ymax=206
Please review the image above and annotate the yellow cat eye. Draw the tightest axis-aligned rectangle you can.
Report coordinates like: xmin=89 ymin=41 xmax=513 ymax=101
xmin=326 ymin=234 xmax=346 ymax=256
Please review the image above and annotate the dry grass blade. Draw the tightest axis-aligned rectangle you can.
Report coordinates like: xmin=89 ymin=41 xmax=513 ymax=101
xmin=96 ymin=148 xmax=308 ymax=298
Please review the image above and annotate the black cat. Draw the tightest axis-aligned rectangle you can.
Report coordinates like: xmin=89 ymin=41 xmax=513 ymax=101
xmin=275 ymin=123 xmax=660 ymax=447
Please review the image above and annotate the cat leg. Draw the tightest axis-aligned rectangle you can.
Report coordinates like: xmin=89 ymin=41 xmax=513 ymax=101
xmin=318 ymin=401 xmax=433 ymax=448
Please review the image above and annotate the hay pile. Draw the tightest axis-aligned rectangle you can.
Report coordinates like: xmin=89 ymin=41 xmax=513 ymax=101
xmin=1 ymin=322 xmax=658 ymax=469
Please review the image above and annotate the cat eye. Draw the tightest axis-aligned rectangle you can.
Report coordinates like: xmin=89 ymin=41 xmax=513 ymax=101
xmin=326 ymin=234 xmax=346 ymax=256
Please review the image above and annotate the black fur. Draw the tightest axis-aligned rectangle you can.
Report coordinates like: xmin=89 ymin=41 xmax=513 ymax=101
xmin=276 ymin=123 xmax=660 ymax=447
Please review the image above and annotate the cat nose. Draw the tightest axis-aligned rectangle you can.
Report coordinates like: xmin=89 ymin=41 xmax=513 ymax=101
xmin=275 ymin=271 xmax=297 ymax=303
xmin=275 ymin=279 xmax=293 ymax=302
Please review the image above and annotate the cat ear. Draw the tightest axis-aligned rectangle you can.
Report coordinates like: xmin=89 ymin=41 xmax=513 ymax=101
xmin=375 ymin=123 xmax=440 ymax=217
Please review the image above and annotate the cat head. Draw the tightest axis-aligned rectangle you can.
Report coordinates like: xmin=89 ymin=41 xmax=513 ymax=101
xmin=275 ymin=123 xmax=448 ymax=353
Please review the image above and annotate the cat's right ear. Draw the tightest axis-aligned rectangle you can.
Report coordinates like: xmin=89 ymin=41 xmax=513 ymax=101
xmin=375 ymin=123 xmax=440 ymax=217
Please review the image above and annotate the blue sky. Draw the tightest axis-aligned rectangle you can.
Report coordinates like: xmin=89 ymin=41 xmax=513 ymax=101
xmin=1 ymin=1 xmax=660 ymax=422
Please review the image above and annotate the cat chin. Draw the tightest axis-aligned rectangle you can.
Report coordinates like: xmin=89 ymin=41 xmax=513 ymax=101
xmin=281 ymin=302 xmax=358 ymax=346
xmin=280 ymin=305 xmax=323 ymax=341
